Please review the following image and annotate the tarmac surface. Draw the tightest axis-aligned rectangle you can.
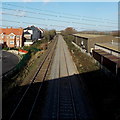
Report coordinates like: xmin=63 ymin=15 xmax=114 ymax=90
xmin=2 ymin=51 xmax=19 ymax=74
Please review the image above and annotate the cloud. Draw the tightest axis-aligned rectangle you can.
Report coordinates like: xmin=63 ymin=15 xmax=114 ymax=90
xmin=16 ymin=10 xmax=26 ymax=17
xmin=43 ymin=0 xmax=51 ymax=3
xmin=20 ymin=11 xmax=26 ymax=16
xmin=22 ymin=0 xmax=51 ymax=2
xmin=22 ymin=0 xmax=34 ymax=2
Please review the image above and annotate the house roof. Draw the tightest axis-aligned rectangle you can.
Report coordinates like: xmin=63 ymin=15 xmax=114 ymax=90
xmin=0 ymin=28 xmax=23 ymax=35
xmin=24 ymin=26 xmax=38 ymax=31
xmin=24 ymin=27 xmax=32 ymax=30
xmin=73 ymin=33 xmax=106 ymax=39
xmin=24 ymin=26 xmax=44 ymax=33
xmin=37 ymin=27 xmax=44 ymax=33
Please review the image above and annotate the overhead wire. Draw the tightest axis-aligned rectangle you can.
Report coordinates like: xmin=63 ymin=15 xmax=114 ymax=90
xmin=2 ymin=12 xmax=117 ymax=29
xmin=1 ymin=3 xmax=118 ymax=31
xmin=0 ymin=19 xmax=66 ymax=28
xmin=2 ymin=6 xmax=117 ymax=26
xmin=3 ymin=3 xmax=117 ymax=23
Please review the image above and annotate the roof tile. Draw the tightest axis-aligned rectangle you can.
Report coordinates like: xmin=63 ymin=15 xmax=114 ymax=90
xmin=0 ymin=28 xmax=23 ymax=35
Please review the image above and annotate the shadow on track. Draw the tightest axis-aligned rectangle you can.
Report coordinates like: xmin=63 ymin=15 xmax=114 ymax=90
xmin=2 ymin=69 xmax=120 ymax=120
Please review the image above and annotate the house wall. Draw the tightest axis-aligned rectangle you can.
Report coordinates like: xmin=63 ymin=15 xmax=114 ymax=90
xmin=0 ymin=34 xmax=23 ymax=48
xmin=39 ymin=29 xmax=44 ymax=37
xmin=0 ymin=35 xmax=4 ymax=44
xmin=24 ymin=30 xmax=33 ymax=34
xmin=32 ymin=29 xmax=41 ymax=40
xmin=24 ymin=34 xmax=32 ymax=40
xmin=7 ymin=35 xmax=15 ymax=48
xmin=0 ymin=28 xmax=24 ymax=48
xmin=24 ymin=26 xmax=43 ymax=42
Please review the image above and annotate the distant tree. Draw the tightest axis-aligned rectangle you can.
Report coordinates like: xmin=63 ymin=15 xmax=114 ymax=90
xmin=119 ymin=31 xmax=120 ymax=37
xmin=61 ymin=27 xmax=77 ymax=35
xmin=110 ymin=31 xmax=119 ymax=36
xmin=44 ymin=29 xmax=56 ymax=41
xmin=44 ymin=30 xmax=50 ymax=41
xmin=49 ymin=29 xmax=56 ymax=40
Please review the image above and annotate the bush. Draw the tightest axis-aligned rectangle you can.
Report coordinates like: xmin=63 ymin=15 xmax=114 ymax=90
xmin=3 ymin=47 xmax=9 ymax=50
xmin=44 ymin=29 xmax=56 ymax=41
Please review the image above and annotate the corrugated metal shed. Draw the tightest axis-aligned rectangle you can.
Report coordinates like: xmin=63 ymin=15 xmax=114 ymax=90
xmin=93 ymin=49 xmax=120 ymax=75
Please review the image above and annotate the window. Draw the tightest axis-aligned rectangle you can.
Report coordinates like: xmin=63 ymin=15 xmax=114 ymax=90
xmin=0 ymin=34 xmax=4 ymax=38
xmin=10 ymin=41 xmax=14 ymax=44
xmin=24 ymin=34 xmax=31 ymax=39
xmin=2 ymin=36 xmax=4 ymax=39
xmin=16 ymin=35 xmax=20 ymax=38
xmin=10 ymin=36 xmax=14 ymax=39
xmin=0 ymin=40 xmax=3 ymax=44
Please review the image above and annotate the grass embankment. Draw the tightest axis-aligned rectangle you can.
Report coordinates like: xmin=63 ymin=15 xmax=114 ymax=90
xmin=3 ymin=35 xmax=57 ymax=119
xmin=64 ymin=35 xmax=99 ymax=73
xmin=3 ymin=38 xmax=52 ymax=99
xmin=63 ymin=35 xmax=120 ymax=120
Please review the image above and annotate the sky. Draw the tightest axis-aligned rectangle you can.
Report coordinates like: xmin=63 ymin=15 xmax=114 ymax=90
xmin=1 ymin=0 xmax=119 ymax=2
xmin=1 ymin=1 xmax=119 ymax=31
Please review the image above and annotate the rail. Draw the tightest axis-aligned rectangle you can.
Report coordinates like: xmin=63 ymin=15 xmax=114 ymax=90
xmin=8 ymin=39 xmax=57 ymax=120
xmin=55 ymin=37 xmax=77 ymax=120
xmin=62 ymin=42 xmax=77 ymax=120
xmin=28 ymin=39 xmax=57 ymax=120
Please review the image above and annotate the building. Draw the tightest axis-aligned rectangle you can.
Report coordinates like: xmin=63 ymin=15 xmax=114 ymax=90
xmin=0 ymin=27 xmax=23 ymax=48
xmin=56 ymin=31 xmax=61 ymax=34
xmin=95 ymin=42 xmax=120 ymax=58
xmin=72 ymin=33 xmax=118 ymax=53
xmin=93 ymin=49 xmax=120 ymax=76
xmin=37 ymin=27 xmax=44 ymax=38
xmin=23 ymin=25 xmax=44 ymax=46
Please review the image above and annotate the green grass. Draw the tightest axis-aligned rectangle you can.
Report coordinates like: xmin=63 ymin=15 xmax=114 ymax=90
xmin=2 ymin=38 xmax=48 ymax=98
xmin=63 ymin=35 xmax=99 ymax=73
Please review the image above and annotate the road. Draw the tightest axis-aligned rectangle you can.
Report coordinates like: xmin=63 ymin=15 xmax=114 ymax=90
xmin=38 ymin=35 xmax=95 ymax=120
xmin=2 ymin=51 xmax=19 ymax=74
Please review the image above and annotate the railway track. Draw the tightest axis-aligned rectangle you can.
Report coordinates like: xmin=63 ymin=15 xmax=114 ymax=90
xmin=39 ymin=35 xmax=94 ymax=120
xmin=39 ymin=36 xmax=78 ymax=120
xmin=57 ymin=39 xmax=77 ymax=120
xmin=6 ymin=38 xmax=57 ymax=120
xmin=5 ymin=35 xmax=94 ymax=120
xmin=60 ymin=38 xmax=91 ymax=120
